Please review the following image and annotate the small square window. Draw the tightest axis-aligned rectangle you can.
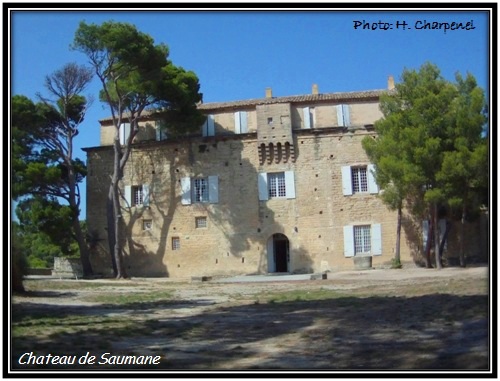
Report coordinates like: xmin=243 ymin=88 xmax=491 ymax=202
xmin=142 ymin=219 xmax=153 ymax=231
xmin=195 ymin=217 xmax=207 ymax=228
xmin=172 ymin=237 xmax=180 ymax=251
xmin=267 ymin=117 xmax=273 ymax=125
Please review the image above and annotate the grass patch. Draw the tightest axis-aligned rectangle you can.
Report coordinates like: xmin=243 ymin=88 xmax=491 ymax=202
xmin=23 ymin=279 xmax=139 ymax=291
xmin=82 ymin=290 xmax=174 ymax=305
xmin=257 ymin=288 xmax=344 ymax=304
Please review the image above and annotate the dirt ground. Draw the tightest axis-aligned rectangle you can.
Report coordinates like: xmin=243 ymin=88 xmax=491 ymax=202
xmin=10 ymin=266 xmax=492 ymax=374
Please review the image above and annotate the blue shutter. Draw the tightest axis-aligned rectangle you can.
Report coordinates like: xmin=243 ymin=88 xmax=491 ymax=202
xmin=241 ymin=111 xmax=248 ymax=133
xmin=422 ymin=220 xmax=429 ymax=248
xmin=207 ymin=114 xmax=215 ymax=136
xmin=156 ymin=121 xmax=167 ymax=141
xmin=342 ymin=104 xmax=351 ymax=126
xmin=258 ymin=173 xmax=269 ymax=201
xmin=124 ymin=185 xmax=132 ymax=207
xmin=120 ymin=123 xmax=131 ymax=145
xmin=234 ymin=112 xmax=241 ymax=134
xmin=371 ymin=224 xmax=382 ymax=255
xmin=368 ymin=164 xmax=379 ymax=194
xmin=336 ymin=105 xmax=345 ymax=127
xmin=343 ymin=225 xmax=355 ymax=257
xmin=208 ymin=176 xmax=219 ymax=204
xmin=303 ymin=107 xmax=311 ymax=129
xmin=181 ymin=177 xmax=192 ymax=205
xmin=341 ymin=166 xmax=353 ymax=195
xmin=285 ymin=171 xmax=296 ymax=199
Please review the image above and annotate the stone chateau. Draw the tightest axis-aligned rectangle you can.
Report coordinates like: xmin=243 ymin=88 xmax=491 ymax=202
xmin=84 ymin=78 xmax=487 ymax=277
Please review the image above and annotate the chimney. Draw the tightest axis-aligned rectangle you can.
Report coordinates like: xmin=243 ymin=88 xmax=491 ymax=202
xmin=312 ymin=84 xmax=319 ymax=95
xmin=387 ymin=75 xmax=395 ymax=90
xmin=265 ymin=87 xmax=273 ymax=98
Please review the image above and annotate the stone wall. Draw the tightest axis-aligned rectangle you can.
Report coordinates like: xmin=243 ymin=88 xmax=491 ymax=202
xmin=52 ymin=257 xmax=83 ymax=278
xmin=87 ymin=97 xmax=487 ymax=278
xmin=86 ymin=121 xmax=414 ymax=278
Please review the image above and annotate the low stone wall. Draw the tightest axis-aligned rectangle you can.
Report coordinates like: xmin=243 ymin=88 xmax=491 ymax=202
xmin=353 ymin=256 xmax=373 ymax=270
xmin=52 ymin=257 xmax=83 ymax=278
xmin=26 ymin=268 xmax=52 ymax=276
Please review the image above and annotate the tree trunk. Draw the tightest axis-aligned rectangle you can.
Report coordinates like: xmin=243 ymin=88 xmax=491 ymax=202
xmin=433 ymin=203 xmax=442 ymax=270
xmin=459 ymin=202 xmax=467 ymax=267
xmin=67 ymin=157 xmax=93 ymax=277
xmin=438 ymin=220 xmax=451 ymax=265
xmin=424 ymin=218 xmax=433 ymax=268
xmin=113 ymin=179 xmax=127 ymax=279
xmin=111 ymin=137 xmax=127 ymax=279
xmin=395 ymin=205 xmax=402 ymax=264
xmin=72 ymin=217 xmax=93 ymax=276
xmin=107 ymin=184 xmax=118 ymax=276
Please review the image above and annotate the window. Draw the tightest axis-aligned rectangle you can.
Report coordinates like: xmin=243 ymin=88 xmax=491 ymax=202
xmin=302 ymin=107 xmax=315 ymax=129
xmin=125 ymin=184 xmax=150 ymax=207
xmin=142 ymin=219 xmax=153 ymax=231
xmin=155 ymin=120 xmax=168 ymax=141
xmin=172 ymin=237 xmax=180 ymax=251
xmin=195 ymin=217 xmax=207 ymax=228
xmin=133 ymin=186 xmax=144 ymax=206
xmin=343 ymin=224 xmax=382 ymax=257
xmin=268 ymin=172 xmax=286 ymax=198
xmin=336 ymin=104 xmax=351 ymax=127
xmin=267 ymin=117 xmax=273 ymax=125
xmin=258 ymin=171 xmax=296 ymax=201
xmin=354 ymin=225 xmax=371 ymax=255
xmin=341 ymin=165 xmax=378 ymax=195
xmin=181 ymin=176 xmax=219 ymax=205
xmin=201 ymin=114 xmax=215 ymax=137
xmin=351 ymin=167 xmax=368 ymax=193
xmin=119 ymin=123 xmax=131 ymax=145
xmin=193 ymin=178 xmax=209 ymax=203
xmin=234 ymin=111 xmax=248 ymax=134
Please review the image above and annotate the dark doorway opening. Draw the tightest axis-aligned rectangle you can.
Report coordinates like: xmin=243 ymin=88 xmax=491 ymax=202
xmin=273 ymin=233 xmax=289 ymax=272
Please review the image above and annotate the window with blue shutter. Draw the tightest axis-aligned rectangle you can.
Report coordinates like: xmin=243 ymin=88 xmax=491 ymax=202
xmin=181 ymin=177 xmax=192 ymax=205
xmin=155 ymin=120 xmax=168 ymax=141
xmin=259 ymin=172 xmax=296 ymax=200
xmin=234 ymin=111 xmax=248 ymax=134
xmin=119 ymin=123 xmax=131 ymax=145
xmin=181 ymin=176 xmax=219 ymax=204
xmin=202 ymin=115 xmax=215 ymax=137
xmin=343 ymin=226 xmax=355 ymax=257
xmin=303 ymin=107 xmax=311 ymax=129
xmin=344 ymin=224 xmax=382 ymax=257
xmin=336 ymin=104 xmax=350 ymax=127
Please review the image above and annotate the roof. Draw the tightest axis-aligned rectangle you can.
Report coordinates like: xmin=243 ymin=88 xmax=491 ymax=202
xmin=99 ymin=88 xmax=388 ymax=123
xmin=197 ymin=89 xmax=386 ymax=111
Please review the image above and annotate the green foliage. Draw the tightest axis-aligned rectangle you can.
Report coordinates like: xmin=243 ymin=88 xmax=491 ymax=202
xmin=15 ymin=198 xmax=80 ymax=268
xmin=72 ymin=20 xmax=205 ymax=135
xmin=12 ymin=62 xmax=94 ymax=275
xmin=12 ymin=223 xmax=29 ymax=291
xmin=390 ymin=258 xmax=402 ymax=269
xmin=72 ymin=20 xmax=205 ymax=277
xmin=363 ymin=62 xmax=488 ymax=218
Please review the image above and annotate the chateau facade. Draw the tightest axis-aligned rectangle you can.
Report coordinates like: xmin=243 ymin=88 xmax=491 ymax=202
xmin=84 ymin=79 xmax=484 ymax=278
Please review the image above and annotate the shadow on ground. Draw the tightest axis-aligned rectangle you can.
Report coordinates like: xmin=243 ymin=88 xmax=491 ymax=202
xmin=11 ymin=292 xmax=489 ymax=371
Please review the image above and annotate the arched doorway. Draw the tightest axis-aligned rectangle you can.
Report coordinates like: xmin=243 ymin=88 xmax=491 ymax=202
xmin=267 ymin=233 xmax=290 ymax=273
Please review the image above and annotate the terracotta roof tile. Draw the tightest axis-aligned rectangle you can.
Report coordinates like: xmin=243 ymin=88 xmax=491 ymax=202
xmin=99 ymin=88 xmax=389 ymax=123
xmin=197 ymin=89 xmax=387 ymax=111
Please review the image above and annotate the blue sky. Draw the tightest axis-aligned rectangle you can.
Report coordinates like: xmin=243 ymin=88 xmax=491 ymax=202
xmin=9 ymin=7 xmax=491 ymax=219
